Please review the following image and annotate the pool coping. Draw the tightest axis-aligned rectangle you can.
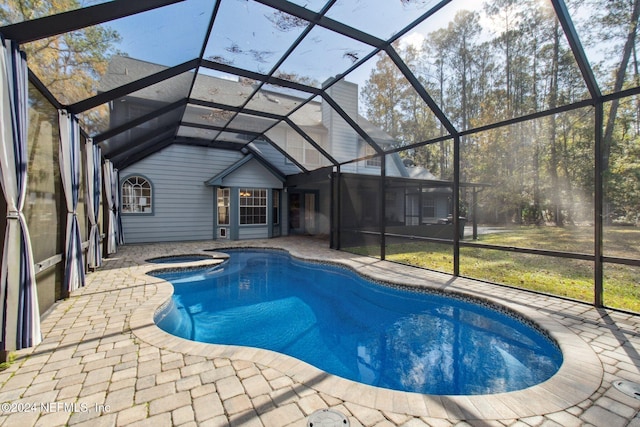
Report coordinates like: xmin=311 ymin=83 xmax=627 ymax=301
xmin=129 ymin=244 xmax=603 ymax=420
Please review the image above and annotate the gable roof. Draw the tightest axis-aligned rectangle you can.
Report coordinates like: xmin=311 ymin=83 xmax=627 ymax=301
xmin=206 ymin=153 xmax=286 ymax=187
xmin=99 ymin=55 xmax=400 ymax=172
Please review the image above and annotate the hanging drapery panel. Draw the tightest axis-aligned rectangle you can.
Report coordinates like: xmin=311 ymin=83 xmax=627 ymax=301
xmin=0 ymin=38 xmax=40 ymax=350
xmin=58 ymin=110 xmax=85 ymax=292
xmin=104 ymin=160 xmax=117 ymax=254
xmin=86 ymin=140 xmax=102 ymax=268
xmin=114 ymin=168 xmax=124 ymax=245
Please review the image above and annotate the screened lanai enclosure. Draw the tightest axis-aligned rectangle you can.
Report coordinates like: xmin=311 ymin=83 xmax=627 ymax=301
xmin=1 ymin=0 xmax=640 ymax=352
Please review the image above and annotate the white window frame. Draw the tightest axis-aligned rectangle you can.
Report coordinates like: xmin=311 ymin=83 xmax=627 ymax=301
xmin=422 ymin=196 xmax=436 ymax=222
xmin=286 ymin=131 xmax=320 ymax=166
xmin=239 ymin=188 xmax=267 ymax=225
xmin=364 ymin=143 xmax=381 ymax=167
xmin=217 ymin=188 xmax=230 ymax=225
xmin=121 ymin=175 xmax=152 ymax=214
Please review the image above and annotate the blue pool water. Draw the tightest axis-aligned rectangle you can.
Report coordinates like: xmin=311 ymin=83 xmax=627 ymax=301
xmin=147 ymin=255 xmax=211 ymax=264
xmin=153 ymin=249 xmax=562 ymax=395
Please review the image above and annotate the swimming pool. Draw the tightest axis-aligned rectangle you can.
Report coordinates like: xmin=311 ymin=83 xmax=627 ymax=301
xmin=153 ymin=249 xmax=562 ymax=395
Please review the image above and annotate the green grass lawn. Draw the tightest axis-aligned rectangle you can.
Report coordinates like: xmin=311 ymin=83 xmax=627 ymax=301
xmin=346 ymin=225 xmax=640 ymax=313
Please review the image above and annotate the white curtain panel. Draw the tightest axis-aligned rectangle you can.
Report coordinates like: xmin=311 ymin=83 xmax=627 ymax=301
xmin=0 ymin=38 xmax=40 ymax=350
xmin=103 ymin=160 xmax=117 ymax=254
xmin=58 ymin=110 xmax=85 ymax=292
xmin=85 ymin=140 xmax=102 ymax=268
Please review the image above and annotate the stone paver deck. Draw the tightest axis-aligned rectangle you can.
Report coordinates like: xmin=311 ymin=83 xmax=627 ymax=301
xmin=0 ymin=236 xmax=639 ymax=426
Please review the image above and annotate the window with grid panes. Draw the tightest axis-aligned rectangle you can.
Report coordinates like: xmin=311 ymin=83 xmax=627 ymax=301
xmin=364 ymin=143 xmax=381 ymax=167
xmin=239 ymin=188 xmax=267 ymax=225
xmin=122 ymin=176 xmax=152 ymax=214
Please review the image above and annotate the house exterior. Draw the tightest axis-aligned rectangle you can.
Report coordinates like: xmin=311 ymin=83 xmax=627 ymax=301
xmin=105 ymin=56 xmax=455 ymax=243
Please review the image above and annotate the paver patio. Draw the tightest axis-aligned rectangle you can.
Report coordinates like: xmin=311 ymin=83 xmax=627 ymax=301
xmin=0 ymin=236 xmax=639 ymax=426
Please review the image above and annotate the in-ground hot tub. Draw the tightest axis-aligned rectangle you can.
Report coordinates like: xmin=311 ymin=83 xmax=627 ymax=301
xmin=147 ymin=254 xmax=213 ymax=264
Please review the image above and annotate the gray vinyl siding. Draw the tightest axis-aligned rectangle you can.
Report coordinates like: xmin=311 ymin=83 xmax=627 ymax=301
xmin=221 ymin=159 xmax=283 ymax=188
xmin=323 ymin=80 xmax=406 ymax=176
xmin=238 ymin=227 xmax=269 ymax=239
xmin=121 ymin=145 xmax=243 ymax=243
xmin=323 ymin=81 xmax=358 ymax=165
xmin=323 ymin=108 xmax=358 ymax=164
xmin=250 ymin=139 xmax=301 ymax=175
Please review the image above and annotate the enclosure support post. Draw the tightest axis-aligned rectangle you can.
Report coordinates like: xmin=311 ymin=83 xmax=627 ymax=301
xmin=453 ymin=135 xmax=461 ymax=276
xmin=594 ymin=102 xmax=604 ymax=307
xmin=472 ymin=188 xmax=478 ymax=240
xmin=329 ymin=170 xmax=334 ymax=249
xmin=335 ymin=166 xmax=341 ymax=251
xmin=380 ymin=155 xmax=386 ymax=261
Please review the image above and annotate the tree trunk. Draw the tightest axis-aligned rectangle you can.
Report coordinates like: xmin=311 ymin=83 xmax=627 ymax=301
xmin=548 ymin=20 xmax=563 ymax=226
xmin=602 ymin=0 xmax=640 ymax=173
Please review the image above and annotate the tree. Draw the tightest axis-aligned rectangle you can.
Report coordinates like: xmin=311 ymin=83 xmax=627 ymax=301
xmin=423 ymin=27 xmax=456 ymax=178
xmin=605 ymin=96 xmax=640 ymax=223
xmin=441 ymin=10 xmax=483 ymax=131
xmin=599 ymin=0 xmax=640 ymax=182
xmin=2 ymin=0 xmax=120 ymax=211
xmin=361 ymin=52 xmax=407 ymax=141
xmin=361 ymin=0 xmax=638 ymax=228
xmin=1 ymin=0 xmax=121 ymax=108
xmin=484 ymin=0 xmax=522 ymax=119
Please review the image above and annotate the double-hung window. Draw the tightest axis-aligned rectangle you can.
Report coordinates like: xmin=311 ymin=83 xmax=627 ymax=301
xmin=422 ymin=197 xmax=436 ymax=221
xmin=239 ymin=188 xmax=267 ymax=225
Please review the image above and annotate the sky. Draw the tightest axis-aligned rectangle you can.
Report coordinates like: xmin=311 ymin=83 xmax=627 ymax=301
xmin=105 ymin=0 xmax=468 ymax=84
xmin=78 ymin=0 xmax=608 ymax=109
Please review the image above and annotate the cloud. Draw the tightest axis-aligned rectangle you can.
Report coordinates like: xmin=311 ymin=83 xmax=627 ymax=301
xmin=399 ymin=31 xmax=426 ymax=51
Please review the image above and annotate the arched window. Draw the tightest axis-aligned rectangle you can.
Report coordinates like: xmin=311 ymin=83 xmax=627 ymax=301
xmin=121 ymin=175 xmax=152 ymax=214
